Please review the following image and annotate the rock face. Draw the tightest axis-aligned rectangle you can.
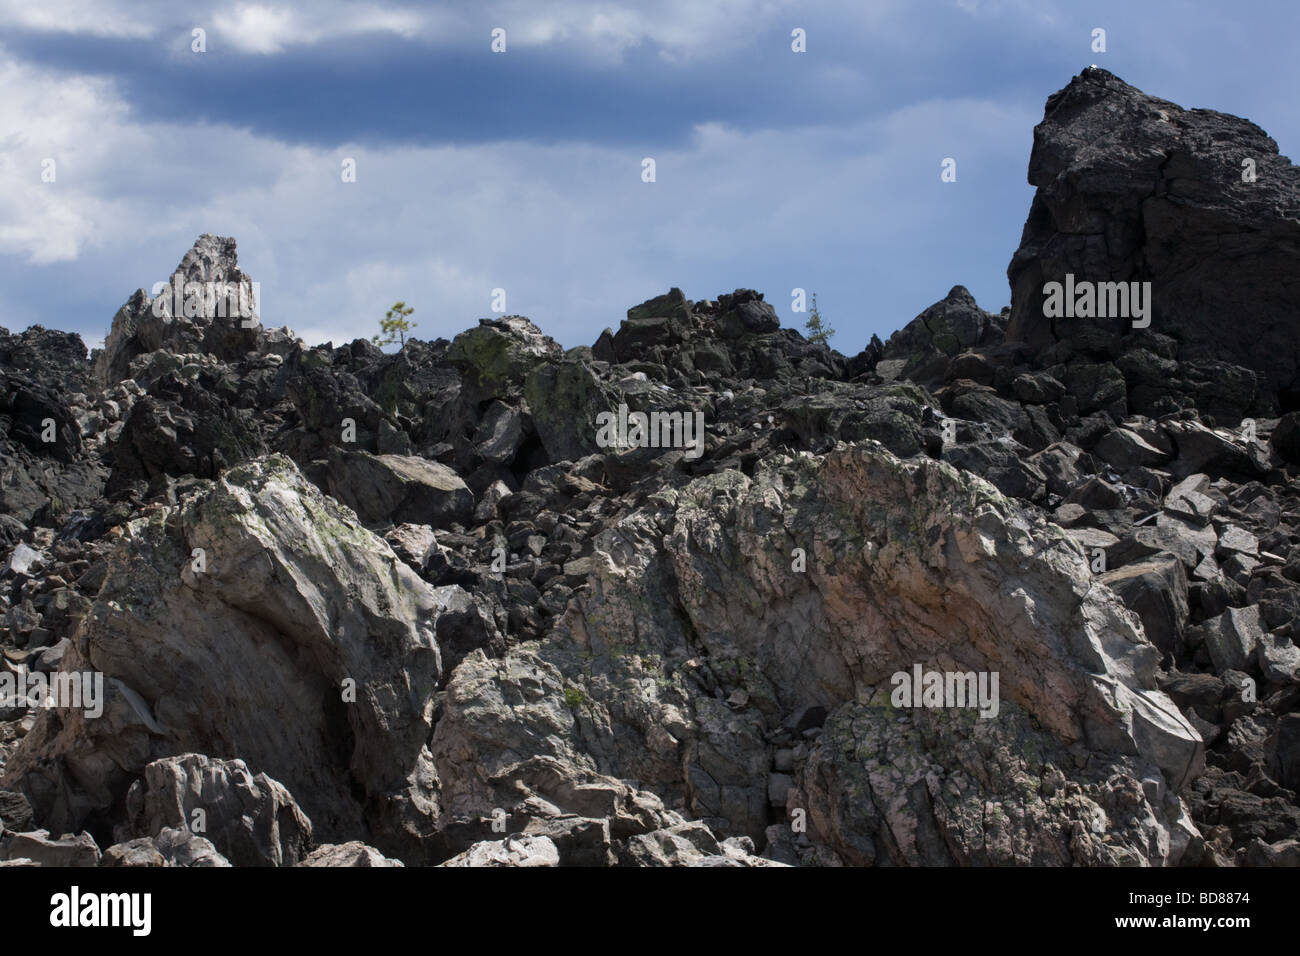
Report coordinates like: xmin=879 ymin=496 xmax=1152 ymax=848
xmin=4 ymin=69 xmax=1300 ymax=866
xmin=0 ymin=326 xmax=107 ymax=525
xmin=424 ymin=442 xmax=1201 ymax=864
xmin=4 ymin=455 xmax=445 ymax=859
xmin=1007 ymin=67 xmax=1300 ymax=408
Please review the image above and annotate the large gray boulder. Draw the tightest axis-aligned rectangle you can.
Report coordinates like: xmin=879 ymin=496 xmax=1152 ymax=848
xmin=429 ymin=439 xmax=1204 ymax=865
xmin=102 ymin=827 xmax=232 ymax=867
xmin=439 ymin=834 xmax=560 ymax=867
xmin=1101 ymin=553 xmax=1189 ymax=656
xmin=324 ymin=449 xmax=474 ymax=527
xmin=1 ymin=454 xmax=445 ymax=859
xmin=447 ymin=316 xmax=562 ymax=404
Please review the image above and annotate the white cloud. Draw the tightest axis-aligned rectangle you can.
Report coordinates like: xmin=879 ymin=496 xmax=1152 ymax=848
xmin=210 ymin=2 xmax=429 ymax=55
xmin=0 ymin=54 xmax=140 ymax=264
xmin=487 ymin=0 xmax=819 ymax=62
xmin=0 ymin=0 xmax=156 ymax=38
xmin=200 ymin=0 xmax=817 ymax=62
xmin=210 ymin=4 xmax=297 ymax=54
xmin=0 ymin=0 xmax=441 ymax=53
xmin=0 ymin=0 xmax=906 ymax=64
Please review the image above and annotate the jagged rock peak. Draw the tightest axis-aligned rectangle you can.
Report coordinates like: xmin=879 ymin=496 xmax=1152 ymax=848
xmin=93 ymin=234 xmax=301 ymax=387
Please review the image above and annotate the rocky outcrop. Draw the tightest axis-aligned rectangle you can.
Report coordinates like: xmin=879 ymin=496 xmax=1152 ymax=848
xmin=3 ymin=68 xmax=1300 ymax=866
xmin=105 ymin=371 xmax=268 ymax=497
xmin=94 ymin=235 xmax=299 ymax=387
xmin=1006 ymin=67 xmax=1300 ymax=410
xmin=0 ymin=326 xmax=107 ymax=525
xmin=879 ymin=286 xmax=1006 ymax=387
xmin=426 ymin=441 xmax=1202 ymax=864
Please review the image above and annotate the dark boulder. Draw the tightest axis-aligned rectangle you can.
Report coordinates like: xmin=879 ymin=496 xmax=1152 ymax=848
xmin=1006 ymin=68 xmax=1300 ymax=405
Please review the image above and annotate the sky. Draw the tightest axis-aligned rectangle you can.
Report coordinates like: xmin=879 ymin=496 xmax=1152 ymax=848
xmin=1 ymin=0 xmax=1298 ymax=355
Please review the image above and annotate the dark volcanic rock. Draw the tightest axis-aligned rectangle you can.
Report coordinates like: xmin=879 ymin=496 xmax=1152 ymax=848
xmin=881 ymin=286 xmax=1003 ymax=387
xmin=106 ymin=372 xmax=267 ymax=496
xmin=1006 ymin=67 xmax=1300 ymax=407
xmin=1101 ymin=553 xmax=1189 ymax=656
